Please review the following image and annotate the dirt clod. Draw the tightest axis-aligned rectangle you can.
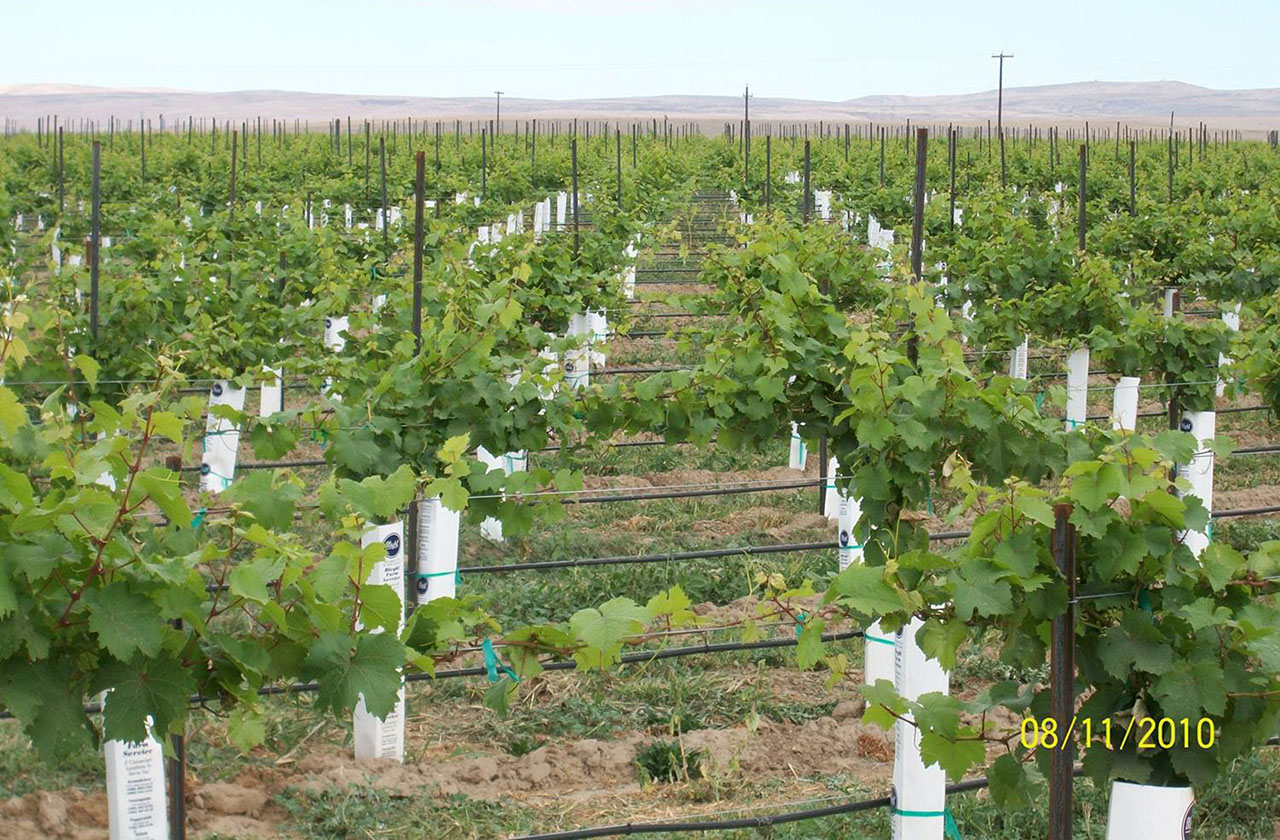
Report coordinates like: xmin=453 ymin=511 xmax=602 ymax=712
xmin=832 ymin=699 xmax=866 ymax=720
xmin=197 ymin=782 xmax=269 ymax=817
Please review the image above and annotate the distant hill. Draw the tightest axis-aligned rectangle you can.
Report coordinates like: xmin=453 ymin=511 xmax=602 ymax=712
xmin=3 ymin=80 xmax=1278 ymax=132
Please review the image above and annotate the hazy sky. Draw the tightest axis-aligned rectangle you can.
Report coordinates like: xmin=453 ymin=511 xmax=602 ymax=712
xmin=4 ymin=0 xmax=1276 ymax=100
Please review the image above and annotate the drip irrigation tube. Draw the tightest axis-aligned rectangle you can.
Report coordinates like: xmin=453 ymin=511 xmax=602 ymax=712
xmin=459 ymin=503 xmax=1280 ymax=576
xmin=504 ymin=772 xmax=1027 ymax=840
xmin=547 ymin=478 xmax=822 ymax=505
xmin=459 ymin=540 xmax=834 ymax=574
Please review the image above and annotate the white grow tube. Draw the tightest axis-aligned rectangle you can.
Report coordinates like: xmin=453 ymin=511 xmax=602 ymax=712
xmin=103 ymin=711 xmax=168 ymax=840
xmin=353 ymin=521 xmax=407 ymax=761
xmin=200 ymin=380 xmax=246 ymax=494
xmin=890 ymin=617 xmax=950 ymax=840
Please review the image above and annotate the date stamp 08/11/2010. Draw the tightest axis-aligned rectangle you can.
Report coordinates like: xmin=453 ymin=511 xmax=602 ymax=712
xmin=1019 ymin=716 xmax=1217 ymax=752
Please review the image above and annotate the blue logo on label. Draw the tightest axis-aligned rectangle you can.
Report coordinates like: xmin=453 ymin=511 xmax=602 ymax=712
xmin=325 ymin=317 xmax=332 ymax=329
xmin=211 ymin=383 xmax=223 ymax=397
xmin=1180 ymin=417 xmax=1193 ymax=433
xmin=416 ymin=578 xmax=429 ymax=596
xmin=839 ymin=530 xmax=849 ymax=547
xmin=384 ymin=533 xmax=401 ymax=558
xmin=199 ymin=463 xmax=211 ymax=475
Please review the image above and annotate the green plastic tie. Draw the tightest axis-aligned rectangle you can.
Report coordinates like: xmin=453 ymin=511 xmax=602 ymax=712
xmin=417 ymin=569 xmax=462 ymax=585
xmin=892 ymin=804 xmax=961 ymax=835
xmin=795 ymin=612 xmax=807 ymax=639
xmin=191 ymin=508 xmax=207 ymax=531
xmin=481 ymin=638 xmax=519 ymax=684
xmin=892 ymin=807 xmax=944 ymax=818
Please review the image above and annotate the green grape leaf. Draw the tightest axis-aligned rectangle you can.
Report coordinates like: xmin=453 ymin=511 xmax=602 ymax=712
xmin=795 ymin=616 xmax=825 ymax=670
xmin=952 ymin=560 xmax=1014 ymax=619
xmin=1177 ymin=598 xmax=1234 ymax=632
xmin=1199 ymin=542 xmax=1243 ymax=592
xmin=357 ymin=584 xmax=403 ymax=634
xmin=484 ymin=676 xmax=518 ymax=716
xmin=920 ymin=730 xmax=986 ymax=781
xmin=0 ymin=463 xmax=35 ymax=511
xmin=0 ymin=387 xmax=26 ymax=438
xmin=83 ymin=584 xmax=166 ymax=661
xmin=569 ymin=597 xmax=649 ymax=669
xmin=249 ymin=421 xmax=300 ymax=461
xmin=1151 ymin=659 xmax=1227 ymax=720
xmin=424 ymin=477 xmax=469 ymax=512
xmin=321 ymin=465 xmax=416 ymax=523
xmin=1099 ymin=611 xmax=1173 ymax=676
xmin=0 ymin=657 xmax=93 ymax=761
xmin=227 ymin=706 xmax=267 ymax=753
xmin=914 ymin=691 xmax=962 ymax=739
xmin=646 ymin=585 xmax=695 ymax=627
xmin=71 ymin=355 xmax=100 ymax=389
xmin=827 ymin=564 xmax=903 ymax=616
xmin=861 ymin=679 xmax=906 ymax=730
xmin=1246 ymin=633 xmax=1280 ymax=673
xmin=228 ymin=553 xmax=286 ymax=605
xmin=96 ymin=655 xmax=197 ymax=744
xmin=148 ymin=411 xmax=185 ymax=444
xmin=304 ymin=631 xmax=405 ymax=719
xmin=136 ymin=468 xmax=191 ymax=528
xmin=224 ymin=470 xmax=301 ymax=531
xmin=988 ymin=753 xmax=1041 ymax=810
xmin=917 ymin=619 xmax=969 ymax=671
xmin=1012 ymin=494 xmax=1055 ymax=527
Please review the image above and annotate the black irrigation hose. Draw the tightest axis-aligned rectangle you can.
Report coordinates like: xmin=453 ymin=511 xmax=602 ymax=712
xmin=174 ymin=404 xmax=1275 ymax=473
xmin=496 ymin=620 xmax=1280 ymax=835
xmin=1216 ymin=405 xmax=1273 ymax=415
xmin=458 ymin=503 xmax=1280 ymax=580
xmin=628 ymin=310 xmax=726 ymax=318
xmin=593 ymin=365 xmax=693 ymax=375
xmin=510 ymin=794 xmax=891 ymax=839
xmin=560 ymin=478 xmax=821 ymax=506
xmin=919 ymin=504 xmax=1280 ymax=547
xmin=178 ymin=458 xmax=326 ymax=473
xmin=411 ymin=630 xmax=863 ymax=685
xmin=179 ymin=444 xmax=695 ymax=473
xmin=1084 ymin=405 xmax=1271 ymax=422
xmin=464 ymin=529 xmax=963 ymax=576
xmin=538 ymin=439 xmax=687 ymax=453
xmin=1214 ymin=504 xmax=1280 ymax=518
xmin=191 ymin=501 xmax=1280 ymax=590
xmin=1230 ymin=445 xmax=1280 ymax=456
xmin=505 ymin=773 xmax=1016 ymax=840
xmin=459 ymin=540 xmax=835 ymax=574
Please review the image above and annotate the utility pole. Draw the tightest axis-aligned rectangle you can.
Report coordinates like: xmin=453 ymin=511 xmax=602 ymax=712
xmin=992 ymin=52 xmax=1014 ymax=188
